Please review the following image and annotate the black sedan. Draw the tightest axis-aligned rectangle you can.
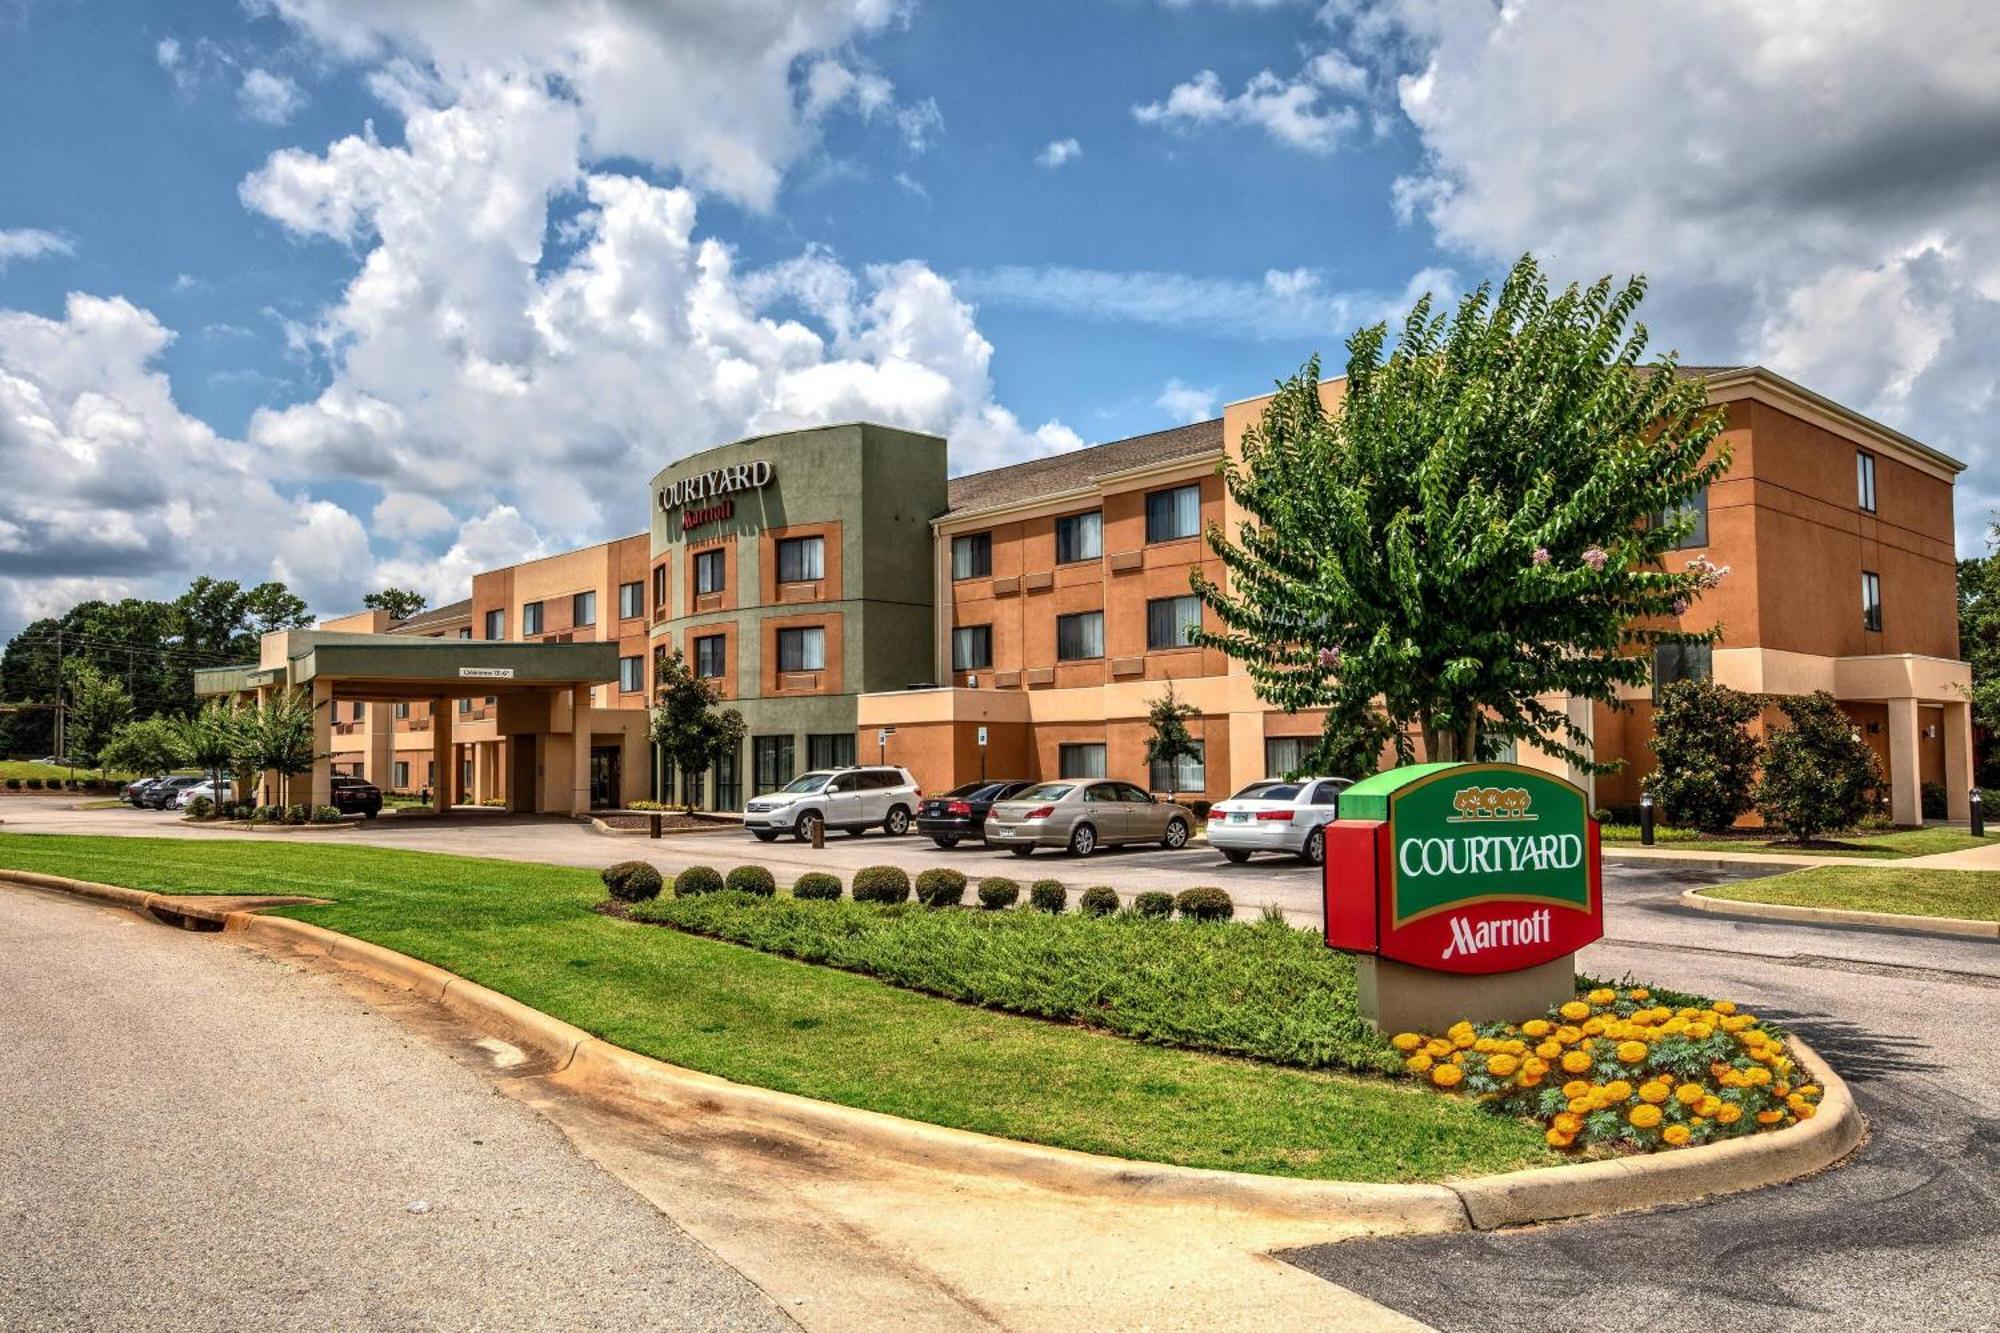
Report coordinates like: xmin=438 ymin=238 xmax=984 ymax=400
xmin=331 ymin=776 xmax=384 ymax=819
xmin=917 ymin=780 xmax=1034 ymax=848
xmin=122 ymin=777 xmax=164 ymax=806
xmin=141 ymin=776 xmax=205 ymax=809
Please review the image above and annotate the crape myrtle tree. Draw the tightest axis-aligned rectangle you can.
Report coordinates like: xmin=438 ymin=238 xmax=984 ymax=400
xmin=1194 ymin=255 xmax=1732 ymax=772
xmin=1141 ymin=683 xmax=1201 ymax=804
xmin=650 ymin=647 xmax=746 ymax=812
xmin=234 ymin=688 xmax=319 ymax=808
xmin=176 ymin=699 xmax=246 ymax=806
xmin=1646 ymin=678 xmax=1763 ymax=831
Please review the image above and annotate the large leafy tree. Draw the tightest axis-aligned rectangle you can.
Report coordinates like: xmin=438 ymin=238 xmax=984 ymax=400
xmin=96 ymin=717 xmax=187 ymax=779
xmin=1957 ymin=533 xmax=2000 ymax=785
xmin=233 ymin=688 xmax=319 ymax=808
xmin=1195 ymin=255 xmax=1731 ymax=770
xmin=1646 ymin=678 xmax=1762 ymax=830
xmin=175 ymin=699 xmax=247 ymax=803
xmin=363 ymin=587 xmax=429 ymax=620
xmin=649 ymin=648 xmax=746 ymax=811
xmin=61 ymin=660 xmax=134 ymax=771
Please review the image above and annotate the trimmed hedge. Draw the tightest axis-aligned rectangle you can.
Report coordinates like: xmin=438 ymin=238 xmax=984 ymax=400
xmin=1176 ymin=886 xmax=1234 ymax=922
xmin=852 ymin=865 xmax=912 ymax=904
xmin=602 ymin=860 xmax=665 ymax=903
xmin=675 ymin=865 xmax=725 ymax=897
xmin=4 ymin=778 xmax=19 ymax=790
xmin=725 ymin=865 xmax=778 ymax=897
xmin=914 ymin=868 xmax=968 ymax=907
xmin=1132 ymin=891 xmax=1174 ymax=919
xmin=791 ymin=872 xmax=843 ymax=900
xmin=1078 ymin=886 xmax=1120 ymax=918
xmin=977 ymin=876 xmax=1020 ymax=910
xmin=1028 ymin=880 xmax=1067 ymax=914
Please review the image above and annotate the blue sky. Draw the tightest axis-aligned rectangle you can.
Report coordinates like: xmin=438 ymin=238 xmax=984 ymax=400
xmin=2 ymin=0 xmax=1995 ymax=637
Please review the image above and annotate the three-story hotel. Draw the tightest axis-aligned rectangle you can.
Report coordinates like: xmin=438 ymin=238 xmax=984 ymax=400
xmin=200 ymin=366 xmax=1973 ymax=827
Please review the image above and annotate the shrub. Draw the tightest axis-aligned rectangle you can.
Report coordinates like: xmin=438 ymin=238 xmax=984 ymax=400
xmin=675 ymin=865 xmax=725 ymax=897
xmin=1175 ymin=887 xmax=1234 ymax=922
xmin=602 ymin=861 xmax=664 ymax=903
xmin=24 ymin=778 xmax=41 ymax=791
xmin=284 ymin=804 xmax=312 ymax=825
xmin=1028 ymin=880 xmax=1067 ymax=914
xmin=852 ymin=865 xmax=912 ymax=904
xmin=791 ymin=872 xmax=843 ymax=900
xmin=246 ymin=805 xmax=272 ymax=824
xmin=914 ymin=868 xmax=968 ymax=907
xmin=1921 ymin=781 xmax=1948 ymax=820
xmin=1646 ymin=678 xmax=1762 ymax=831
xmin=311 ymin=805 xmax=344 ymax=824
xmin=1078 ymin=886 xmax=1120 ymax=917
xmin=1131 ymin=890 xmax=1174 ymax=918
xmin=976 ymin=876 xmax=1020 ymax=910
xmin=185 ymin=796 xmax=215 ymax=821
xmin=627 ymin=799 xmax=670 ymax=812
xmin=601 ymin=860 xmax=649 ymax=894
xmin=4 ymin=778 xmax=20 ymax=790
xmin=1757 ymin=691 xmax=1881 ymax=840
xmin=725 ymin=865 xmax=778 ymax=897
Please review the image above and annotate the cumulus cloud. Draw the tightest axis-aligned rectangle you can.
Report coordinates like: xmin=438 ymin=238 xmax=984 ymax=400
xmin=1155 ymin=378 xmax=1219 ymax=424
xmin=1035 ymin=137 xmax=1081 ymax=169
xmin=0 ymin=228 xmax=73 ymax=269
xmin=1132 ymin=48 xmax=1369 ymax=153
xmin=370 ymin=491 xmax=458 ymax=541
xmin=238 ymin=67 xmax=306 ymax=124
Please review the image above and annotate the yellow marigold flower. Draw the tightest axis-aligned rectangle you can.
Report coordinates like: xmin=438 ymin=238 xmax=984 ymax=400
xmin=1716 ymin=1105 xmax=1743 ymax=1125
xmin=1616 ymin=1040 xmax=1649 ymax=1064
xmin=1677 ymin=1006 xmax=1702 ymax=1019
xmin=1774 ymin=1082 xmax=1791 ymax=1098
xmin=1712 ymin=1000 xmax=1737 ymax=1015
xmin=1487 ymin=1053 xmax=1520 ymax=1077
xmin=1587 ymin=988 xmax=1616 ymax=1005
xmin=1554 ymin=1025 xmax=1583 ymax=1045
xmin=1522 ymin=1056 xmax=1547 ymax=1075
xmin=1629 ymin=1010 xmax=1656 ymax=1027
xmin=1451 ymin=1030 xmax=1476 ymax=1049
xmin=1520 ymin=1071 xmax=1544 ymax=1088
xmin=1688 ymin=1022 xmax=1713 ymax=1039
xmin=1522 ymin=1019 xmax=1552 ymax=1038
xmin=1561 ymin=1050 xmax=1594 ymax=1074
xmin=1600 ymin=1080 xmax=1632 ymax=1103
xmin=1391 ymin=1032 xmax=1424 ymax=1052
xmin=1553 ymin=1112 xmax=1584 ymax=1135
xmin=1535 ymin=1040 xmax=1563 ymax=1060
xmin=1628 ymin=988 xmax=1651 ymax=1001
xmin=1677 ymin=1083 xmax=1706 ymax=1106
xmin=1696 ymin=1095 xmax=1722 ymax=1118
xmin=1567 ymin=1096 xmax=1593 ymax=1115
xmin=1405 ymin=1053 xmax=1434 ymax=1073
xmin=1756 ymin=1109 xmax=1785 ymax=1125
xmin=1559 ymin=1001 xmax=1591 ymax=1022
xmin=1721 ymin=1015 xmax=1754 ymax=1032
xmin=1720 ymin=1070 xmax=1747 ymax=1088
xmin=1638 ymin=1082 xmax=1670 ymax=1104
xmin=1662 ymin=1125 xmax=1691 ymax=1146
xmin=1663 ymin=1018 xmax=1690 ymax=1036
xmin=1426 ymin=1039 xmax=1453 ymax=1059
xmin=1545 ymin=1127 xmax=1574 ymax=1148
xmin=1628 ymin=1104 xmax=1663 ymax=1129
xmin=1473 ymin=1037 xmax=1498 ymax=1053
xmin=1745 ymin=1067 xmax=1772 ymax=1086
xmin=1447 ymin=1020 xmax=1474 ymax=1038
xmin=1798 ymin=1084 xmax=1821 ymax=1099
xmin=1581 ymin=1017 xmax=1608 ymax=1036
xmin=1562 ymin=1079 xmax=1592 ymax=1100
xmin=1502 ymin=1039 xmax=1527 ymax=1055
xmin=1795 ymin=1103 xmax=1816 ymax=1119
xmin=1431 ymin=1064 xmax=1465 ymax=1089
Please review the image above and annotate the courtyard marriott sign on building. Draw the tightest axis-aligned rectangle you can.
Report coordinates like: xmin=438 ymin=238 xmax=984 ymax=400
xmin=1326 ymin=763 xmax=1604 ymax=1029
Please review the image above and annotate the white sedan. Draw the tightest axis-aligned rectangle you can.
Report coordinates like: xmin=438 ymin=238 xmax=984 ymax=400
xmin=1206 ymin=777 xmax=1350 ymax=866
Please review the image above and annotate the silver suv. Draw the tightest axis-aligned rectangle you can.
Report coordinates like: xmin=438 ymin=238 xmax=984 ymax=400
xmin=744 ymin=766 xmax=922 ymax=842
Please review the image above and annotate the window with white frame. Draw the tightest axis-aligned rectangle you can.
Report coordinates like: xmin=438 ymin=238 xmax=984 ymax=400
xmin=1145 ymin=484 xmax=1201 ymax=543
xmin=777 ymin=626 xmax=826 ymax=672
xmin=1146 ymin=595 xmax=1201 ymax=650
xmin=484 ymin=608 xmax=504 ymax=639
xmin=521 ymin=601 xmax=543 ymax=635
xmin=694 ymin=549 xmax=725 ymax=595
xmin=573 ymin=590 xmax=596 ymax=628
xmin=951 ymin=532 xmax=992 ymax=580
xmin=693 ymin=634 xmax=726 ymax=679
xmin=952 ymin=624 xmax=992 ymax=671
xmin=1056 ymin=610 xmax=1104 ymax=661
xmin=618 ymin=581 xmax=644 ymax=619
xmin=1055 ymin=510 xmax=1102 ymax=563
xmin=619 ymin=655 xmax=643 ymax=693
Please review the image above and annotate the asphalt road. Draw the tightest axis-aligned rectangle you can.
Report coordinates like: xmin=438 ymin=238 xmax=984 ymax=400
xmin=0 ymin=885 xmax=792 ymax=1332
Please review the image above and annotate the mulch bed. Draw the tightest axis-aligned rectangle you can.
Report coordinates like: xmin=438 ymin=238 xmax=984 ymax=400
xmin=597 ymin=812 xmax=735 ymax=834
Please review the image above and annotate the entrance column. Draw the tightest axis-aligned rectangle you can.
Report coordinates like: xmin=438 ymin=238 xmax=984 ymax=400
xmin=569 ymin=687 xmax=592 ymax=817
xmin=432 ymin=699 xmax=453 ymax=814
xmin=1944 ymin=699 xmax=1974 ymax=820
xmin=310 ymin=679 xmax=334 ymax=809
xmin=1887 ymin=695 xmax=1922 ymax=826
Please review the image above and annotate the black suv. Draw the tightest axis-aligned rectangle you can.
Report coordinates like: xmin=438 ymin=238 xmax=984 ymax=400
xmin=330 ymin=776 xmax=384 ymax=819
xmin=917 ymin=780 xmax=1034 ymax=848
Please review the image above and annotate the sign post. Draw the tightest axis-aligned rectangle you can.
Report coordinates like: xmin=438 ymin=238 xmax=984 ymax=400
xmin=976 ymin=725 xmax=988 ymax=783
xmin=1324 ymin=762 xmax=1603 ymax=1032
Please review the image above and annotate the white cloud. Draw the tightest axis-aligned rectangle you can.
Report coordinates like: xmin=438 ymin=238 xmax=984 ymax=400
xmin=0 ymin=229 xmax=73 ymax=269
xmin=1156 ymin=378 xmax=1219 ymax=424
xmin=1133 ymin=52 xmax=1367 ymax=154
xmin=370 ymin=491 xmax=457 ymax=541
xmin=238 ymin=68 xmax=306 ymax=125
xmin=1036 ymin=137 xmax=1082 ymax=169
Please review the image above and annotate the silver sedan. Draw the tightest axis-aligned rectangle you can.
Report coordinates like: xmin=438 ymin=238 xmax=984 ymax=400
xmin=984 ymin=779 xmax=1194 ymax=858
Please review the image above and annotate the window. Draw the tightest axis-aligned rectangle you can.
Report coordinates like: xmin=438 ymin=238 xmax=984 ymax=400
xmin=458 ymin=628 xmax=472 ymax=640
xmin=619 ymin=581 xmax=644 ymax=619
xmin=618 ymin=655 xmax=643 ymax=693
xmin=1146 ymin=595 xmax=1201 ymax=650
xmin=777 ymin=535 xmax=825 ymax=583
xmin=777 ymin=626 xmax=826 ymax=672
xmin=573 ymin=590 xmax=596 ymax=628
xmin=693 ymin=634 xmax=726 ymax=679
xmin=1862 ymin=570 xmax=1883 ymax=632
xmin=952 ymin=624 xmax=992 ymax=671
xmin=1653 ymin=486 xmax=1708 ymax=549
xmin=522 ymin=601 xmax=544 ymax=635
xmin=713 ymin=743 xmax=740 ymax=812
xmin=1145 ymin=484 xmax=1201 ymax=543
xmin=484 ymin=608 xmax=504 ymax=640
xmin=1056 ymin=610 xmax=1104 ymax=661
xmin=753 ymin=736 xmax=795 ymax=794
xmin=394 ymin=702 xmax=410 ymax=720
xmin=1857 ymin=451 xmax=1877 ymax=513
xmin=1309 ymin=780 xmax=1347 ymax=806
xmin=393 ymin=761 xmax=409 ymax=789
xmin=808 ymin=733 xmax=856 ymax=770
xmin=1149 ymin=741 xmax=1205 ymax=794
xmin=1055 ymin=510 xmax=1103 ymax=564
xmin=350 ymin=701 xmax=366 ymax=722
xmin=951 ymin=532 xmax=991 ymax=580
xmin=651 ymin=565 xmax=668 ymax=611
xmin=1651 ymin=642 xmax=1714 ymax=702
xmin=694 ymin=549 xmax=725 ymax=595
xmin=1059 ymin=743 xmax=1107 ymax=779
xmin=1265 ymin=736 xmax=1308 ymax=778
xmin=458 ymin=697 xmax=472 ymax=714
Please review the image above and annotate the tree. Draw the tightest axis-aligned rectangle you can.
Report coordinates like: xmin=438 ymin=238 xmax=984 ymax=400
xmin=175 ymin=699 xmax=245 ymax=804
xmin=96 ymin=717 xmax=186 ymax=779
xmin=649 ymin=648 xmax=746 ymax=811
xmin=1141 ymin=683 xmax=1201 ymax=803
xmin=1958 ymin=534 xmax=2000 ymax=785
xmin=1194 ymin=255 xmax=1731 ymax=771
xmin=1756 ymin=691 xmax=1881 ymax=843
xmin=234 ymin=689 xmax=319 ymax=808
xmin=61 ymin=660 xmax=134 ymax=771
xmin=362 ymin=587 xmax=429 ymax=621
xmin=1646 ymin=678 xmax=1762 ymax=831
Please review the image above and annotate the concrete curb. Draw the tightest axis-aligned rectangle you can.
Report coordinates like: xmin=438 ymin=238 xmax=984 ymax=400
xmin=1603 ymin=848 xmax=1824 ymax=871
xmin=584 ymin=816 xmax=741 ymax=839
xmin=1681 ymin=886 xmax=1999 ymax=940
xmin=180 ymin=818 xmax=362 ymax=834
xmin=0 ymin=867 xmax=1866 ymax=1231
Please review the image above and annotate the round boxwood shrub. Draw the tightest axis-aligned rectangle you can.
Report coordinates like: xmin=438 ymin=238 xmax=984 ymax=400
xmin=184 ymin=795 xmax=215 ymax=821
xmin=602 ymin=860 xmax=664 ymax=902
xmin=1131 ymin=890 xmax=1174 ymax=918
xmin=791 ymin=872 xmax=843 ymax=900
xmin=852 ymin=865 xmax=912 ymax=904
xmin=675 ymin=864 xmax=725 ymax=897
xmin=976 ymin=876 xmax=1021 ymax=910
xmin=1175 ymin=886 xmax=1235 ymax=922
xmin=24 ymin=778 xmax=42 ymax=791
xmin=1028 ymin=879 xmax=1067 ymax=914
xmin=914 ymin=867 xmax=968 ymax=907
xmin=3 ymin=778 xmax=19 ymax=790
xmin=725 ymin=864 xmax=778 ymax=897
xmin=1078 ymin=886 xmax=1120 ymax=918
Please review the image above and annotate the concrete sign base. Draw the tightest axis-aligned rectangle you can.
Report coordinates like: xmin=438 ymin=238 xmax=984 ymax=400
xmin=1356 ymin=954 xmax=1577 ymax=1034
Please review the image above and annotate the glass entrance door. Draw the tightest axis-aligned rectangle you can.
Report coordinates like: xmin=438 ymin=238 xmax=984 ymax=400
xmin=589 ymin=745 xmax=621 ymax=809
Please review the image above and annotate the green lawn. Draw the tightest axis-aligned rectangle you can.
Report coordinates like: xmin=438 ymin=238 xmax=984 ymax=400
xmin=0 ymin=832 xmax=1551 ymax=1182
xmin=1703 ymin=866 xmax=2000 ymax=923
xmin=1601 ymin=824 xmax=1993 ymax=859
xmin=0 ymin=760 xmax=124 ymax=783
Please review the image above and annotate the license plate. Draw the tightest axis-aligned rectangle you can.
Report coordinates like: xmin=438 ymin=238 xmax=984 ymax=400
xmin=1230 ymin=812 xmax=1249 ymax=823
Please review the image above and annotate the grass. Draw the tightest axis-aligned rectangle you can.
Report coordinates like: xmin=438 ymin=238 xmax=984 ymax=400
xmin=0 ymin=832 xmax=1550 ymax=1182
xmin=1601 ymin=823 xmax=1993 ymax=859
xmin=1704 ymin=866 xmax=2000 ymax=923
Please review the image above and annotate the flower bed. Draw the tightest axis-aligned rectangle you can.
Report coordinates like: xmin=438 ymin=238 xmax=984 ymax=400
xmin=1391 ymin=985 xmax=1823 ymax=1152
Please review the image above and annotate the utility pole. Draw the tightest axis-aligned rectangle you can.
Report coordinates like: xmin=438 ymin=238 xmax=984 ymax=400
xmin=52 ymin=625 xmax=64 ymax=762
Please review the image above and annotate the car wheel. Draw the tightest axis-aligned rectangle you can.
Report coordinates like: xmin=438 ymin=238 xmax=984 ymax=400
xmin=1009 ymin=845 xmax=1035 ymax=858
xmin=795 ymin=810 xmax=823 ymax=842
xmin=884 ymin=805 xmax=911 ymax=837
xmin=1067 ymin=823 xmax=1097 ymax=857
xmin=1302 ymin=827 xmax=1326 ymax=866
xmin=365 ymin=808 xmax=379 ymax=821
xmin=1162 ymin=818 xmax=1190 ymax=850
xmin=843 ymin=826 xmax=865 ymax=837
xmin=1221 ymin=848 xmax=1251 ymax=864
xmin=753 ymin=830 xmax=778 ymax=843
xmin=931 ymin=835 xmax=959 ymax=850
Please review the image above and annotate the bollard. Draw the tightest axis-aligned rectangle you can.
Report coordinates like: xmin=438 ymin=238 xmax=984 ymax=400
xmin=811 ymin=817 xmax=825 ymax=850
xmin=1972 ymin=788 xmax=1985 ymax=839
xmin=1639 ymin=791 xmax=1656 ymax=846
xmin=650 ymin=812 xmax=662 ymax=839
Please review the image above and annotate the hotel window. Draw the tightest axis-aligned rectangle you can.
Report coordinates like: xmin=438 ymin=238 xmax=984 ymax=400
xmin=753 ymin=735 xmax=795 ymax=793
xmin=777 ymin=535 xmax=825 ymax=583
xmin=393 ymin=761 xmax=410 ymax=789
xmin=952 ymin=624 xmax=993 ymax=671
xmin=394 ymin=702 xmax=410 ymax=720
xmin=1145 ymin=484 xmax=1201 ymax=543
xmin=618 ymin=581 xmax=644 ymax=619
xmin=951 ymin=532 xmax=992 ymax=580
xmin=1055 ymin=510 xmax=1103 ymax=564
xmin=693 ymin=634 xmax=726 ymax=679
xmin=458 ymin=628 xmax=472 ymax=640
xmin=778 ymin=626 xmax=827 ymax=672
xmin=1651 ymin=642 xmax=1713 ymax=702
xmin=618 ymin=655 xmax=644 ymax=693
xmin=458 ymin=697 xmax=472 ymax=714
xmin=808 ymin=733 xmax=856 ymax=770
xmin=1059 ymin=743 xmax=1107 ymax=779
xmin=713 ymin=744 xmax=741 ymax=812
xmin=1146 ymin=595 xmax=1202 ymax=650
xmin=522 ymin=601 xmax=544 ymax=635
xmin=1862 ymin=571 xmax=1883 ymax=632
xmin=1265 ymin=736 xmax=1308 ymax=779
xmin=1149 ymin=741 xmax=1205 ymax=794
xmin=484 ymin=608 xmax=504 ymax=640
xmin=694 ymin=548 xmax=725 ymax=595
xmin=651 ymin=565 xmax=668 ymax=610
xmin=350 ymin=701 xmax=365 ymax=722
xmin=1056 ymin=610 xmax=1104 ymax=661
xmin=573 ymin=590 xmax=596 ymax=628
xmin=1857 ymin=451 xmax=1877 ymax=513
xmin=1653 ymin=486 xmax=1708 ymax=549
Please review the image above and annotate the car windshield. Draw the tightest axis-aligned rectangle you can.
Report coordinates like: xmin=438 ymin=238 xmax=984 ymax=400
xmin=1233 ymin=782 xmax=1301 ymax=802
xmin=1012 ymin=783 xmax=1074 ymax=802
xmin=778 ymin=773 xmax=831 ymax=794
xmin=941 ymin=782 xmax=988 ymax=798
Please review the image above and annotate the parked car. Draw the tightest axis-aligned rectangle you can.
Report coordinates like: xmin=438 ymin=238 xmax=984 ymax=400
xmin=122 ymin=777 xmax=166 ymax=806
xmin=330 ymin=776 xmax=384 ymax=819
xmin=1206 ymin=776 xmax=1352 ymax=865
xmin=743 ymin=766 xmax=921 ymax=842
xmin=984 ymin=780 xmax=1193 ymax=858
xmin=917 ymin=779 xmax=1035 ymax=848
xmin=171 ymin=779 xmax=236 ymax=810
xmin=141 ymin=776 xmax=206 ymax=809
